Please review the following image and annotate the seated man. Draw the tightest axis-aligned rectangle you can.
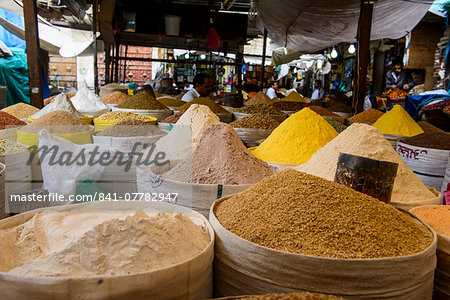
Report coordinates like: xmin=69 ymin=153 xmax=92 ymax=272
xmin=385 ymin=60 xmax=414 ymax=92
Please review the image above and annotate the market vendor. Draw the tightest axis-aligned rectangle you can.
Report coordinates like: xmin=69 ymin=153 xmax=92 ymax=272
xmin=181 ymin=73 xmax=213 ymax=101
xmin=266 ymin=81 xmax=279 ymax=99
xmin=311 ymin=80 xmax=325 ymax=101
xmin=385 ymin=60 xmax=415 ymax=92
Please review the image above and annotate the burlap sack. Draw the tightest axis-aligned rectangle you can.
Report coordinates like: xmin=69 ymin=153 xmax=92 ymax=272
xmin=210 ymin=196 xmax=437 ymax=299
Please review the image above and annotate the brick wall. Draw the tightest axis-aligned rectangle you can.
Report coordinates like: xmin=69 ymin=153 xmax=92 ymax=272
xmin=98 ymin=45 xmax=153 ymax=86
xmin=49 ymin=46 xmax=155 ymax=89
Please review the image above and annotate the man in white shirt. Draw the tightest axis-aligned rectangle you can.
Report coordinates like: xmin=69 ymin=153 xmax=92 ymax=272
xmin=311 ymin=80 xmax=325 ymax=101
xmin=265 ymin=81 xmax=278 ymax=99
xmin=181 ymin=73 xmax=213 ymax=102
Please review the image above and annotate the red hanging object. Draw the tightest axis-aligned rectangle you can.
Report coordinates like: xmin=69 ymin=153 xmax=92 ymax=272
xmin=207 ymin=18 xmax=220 ymax=50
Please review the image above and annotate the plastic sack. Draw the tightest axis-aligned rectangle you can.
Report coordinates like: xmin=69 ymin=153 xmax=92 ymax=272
xmin=71 ymin=82 xmax=110 ymax=117
xmin=38 ymin=129 xmax=107 ymax=197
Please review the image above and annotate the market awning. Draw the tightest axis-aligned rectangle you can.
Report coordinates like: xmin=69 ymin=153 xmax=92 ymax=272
xmin=0 ymin=14 xmax=100 ymax=57
xmin=0 ymin=1 xmax=98 ymax=57
xmin=256 ymin=0 xmax=434 ymax=52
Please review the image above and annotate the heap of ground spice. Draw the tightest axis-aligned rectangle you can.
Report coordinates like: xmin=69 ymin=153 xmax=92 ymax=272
xmin=160 ymin=111 xmax=184 ymax=123
xmin=214 ymin=169 xmax=433 ymax=259
xmin=175 ymin=104 xmax=220 ymax=146
xmin=177 ymin=97 xmax=228 ymax=113
xmin=411 ymin=206 xmax=450 ymax=237
xmin=96 ymin=119 xmax=164 ymax=137
xmin=21 ymin=110 xmax=90 ymax=134
xmin=373 ymin=105 xmax=423 ymax=137
xmin=43 ymin=93 xmax=75 ymax=105
xmin=116 ymin=93 xmax=169 ymax=110
xmin=323 ymin=116 xmax=347 ymax=133
xmin=348 ymin=109 xmax=384 ymax=123
xmin=163 ymin=123 xmax=273 ymax=184
xmin=297 ymin=123 xmax=438 ymax=206
xmin=272 ymin=101 xmax=305 ymax=112
xmin=417 ymin=121 xmax=445 ymax=133
xmin=306 ymin=106 xmax=339 ymax=117
xmin=244 ymin=92 xmax=273 ymax=105
xmin=101 ymin=91 xmax=129 ymax=104
xmin=0 ymin=111 xmax=26 ymax=130
xmin=157 ymin=97 xmax=186 ymax=107
xmin=400 ymin=131 xmax=450 ymax=150
xmin=235 ymin=103 xmax=284 ymax=115
xmin=235 ymin=292 xmax=344 ymax=300
xmin=283 ymin=91 xmax=306 ymax=102
xmin=95 ymin=111 xmax=151 ymax=122
xmin=102 ymin=83 xmax=126 ymax=89
xmin=251 ymin=108 xmax=338 ymax=164
xmin=32 ymin=93 xmax=84 ymax=119
xmin=1 ymin=103 xmax=40 ymax=119
xmin=230 ymin=113 xmax=280 ymax=130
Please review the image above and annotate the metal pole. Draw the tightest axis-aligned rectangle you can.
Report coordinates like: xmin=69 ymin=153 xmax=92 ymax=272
xmin=23 ymin=0 xmax=43 ymax=108
xmin=352 ymin=0 xmax=374 ymax=114
xmin=93 ymin=0 xmax=99 ymax=94
xmin=260 ymin=28 xmax=268 ymax=91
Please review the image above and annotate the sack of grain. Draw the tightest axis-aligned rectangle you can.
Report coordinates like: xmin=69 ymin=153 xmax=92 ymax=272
xmin=210 ymin=196 xmax=437 ymax=299
xmin=92 ymin=134 xmax=163 ymax=152
xmin=136 ymin=164 xmax=252 ymax=217
xmin=0 ymin=201 xmax=214 ymax=300
xmin=1 ymin=149 xmax=32 ymax=210
xmin=232 ymin=112 xmax=286 ymax=123
xmin=233 ymin=128 xmax=274 ymax=147
xmin=397 ymin=141 xmax=449 ymax=190
xmin=384 ymin=134 xmax=405 ymax=150
xmin=0 ymin=128 xmax=17 ymax=142
xmin=174 ymin=110 xmax=233 ymax=123
xmin=410 ymin=205 xmax=450 ymax=300
xmin=112 ymin=106 xmax=172 ymax=122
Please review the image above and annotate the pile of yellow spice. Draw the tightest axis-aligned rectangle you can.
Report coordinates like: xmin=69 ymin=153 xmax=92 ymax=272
xmin=372 ymin=105 xmax=423 ymax=137
xmin=250 ymin=108 xmax=338 ymax=164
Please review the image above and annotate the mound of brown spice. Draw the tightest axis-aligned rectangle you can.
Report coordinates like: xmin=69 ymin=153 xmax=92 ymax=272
xmin=214 ymin=169 xmax=433 ymax=259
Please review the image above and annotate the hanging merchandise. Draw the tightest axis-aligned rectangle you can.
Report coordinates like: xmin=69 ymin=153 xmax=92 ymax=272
xmin=207 ymin=18 xmax=220 ymax=50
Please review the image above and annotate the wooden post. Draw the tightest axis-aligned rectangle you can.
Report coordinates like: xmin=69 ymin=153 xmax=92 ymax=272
xmin=114 ymin=42 xmax=120 ymax=83
xmin=352 ymin=0 xmax=374 ymax=114
xmin=260 ymin=28 xmax=268 ymax=91
xmin=23 ymin=0 xmax=43 ymax=108
xmin=110 ymin=44 xmax=115 ymax=82
xmin=93 ymin=0 xmax=99 ymax=94
xmin=105 ymin=44 xmax=111 ymax=84
xmin=123 ymin=44 xmax=128 ymax=83
xmin=236 ymin=47 xmax=243 ymax=96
